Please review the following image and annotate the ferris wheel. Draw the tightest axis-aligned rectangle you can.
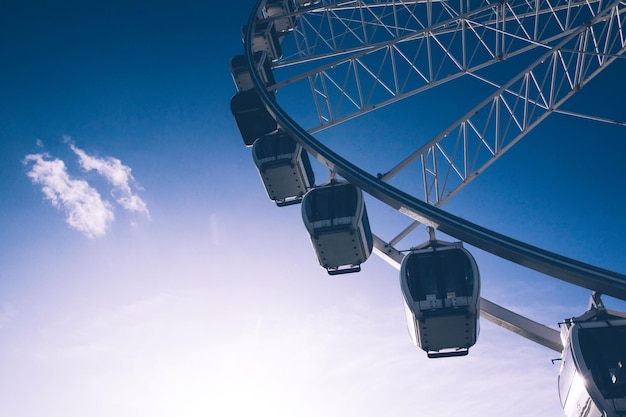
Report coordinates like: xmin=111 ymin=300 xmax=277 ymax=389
xmin=231 ymin=1 xmax=626 ymax=415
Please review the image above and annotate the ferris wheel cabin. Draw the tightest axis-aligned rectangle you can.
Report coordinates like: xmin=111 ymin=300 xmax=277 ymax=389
xmin=559 ymin=307 xmax=626 ymax=417
xmin=400 ymin=241 xmax=480 ymax=358
xmin=301 ymin=181 xmax=373 ymax=275
xmin=242 ymin=20 xmax=282 ymax=61
xmin=230 ymin=52 xmax=275 ymax=94
xmin=263 ymin=0 xmax=297 ymax=36
xmin=252 ymin=130 xmax=315 ymax=206
xmin=230 ymin=89 xmax=277 ymax=146
xmin=230 ymin=48 xmax=278 ymax=147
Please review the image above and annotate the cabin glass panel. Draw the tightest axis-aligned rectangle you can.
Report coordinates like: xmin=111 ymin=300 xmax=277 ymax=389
xmin=230 ymin=90 xmax=277 ymax=146
xmin=579 ymin=325 xmax=626 ymax=400
xmin=405 ymin=248 xmax=473 ymax=303
xmin=305 ymin=184 xmax=358 ymax=230
xmin=254 ymin=134 xmax=297 ymax=166
xmin=559 ymin=345 xmax=578 ymax=406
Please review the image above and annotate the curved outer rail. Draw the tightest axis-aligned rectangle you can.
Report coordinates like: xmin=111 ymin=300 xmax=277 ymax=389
xmin=243 ymin=1 xmax=626 ymax=308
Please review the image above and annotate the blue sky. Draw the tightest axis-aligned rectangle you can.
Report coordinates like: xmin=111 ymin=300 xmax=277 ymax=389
xmin=1 ymin=1 xmax=625 ymax=416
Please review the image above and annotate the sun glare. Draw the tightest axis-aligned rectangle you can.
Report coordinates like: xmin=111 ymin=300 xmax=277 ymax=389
xmin=173 ymin=343 xmax=314 ymax=417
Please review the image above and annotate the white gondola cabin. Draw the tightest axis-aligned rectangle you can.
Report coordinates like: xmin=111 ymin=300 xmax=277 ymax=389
xmin=230 ymin=52 xmax=275 ymax=93
xmin=263 ymin=0 xmax=296 ymax=36
xmin=301 ymin=180 xmax=373 ymax=275
xmin=252 ymin=130 xmax=315 ymax=206
xmin=559 ymin=304 xmax=626 ymax=417
xmin=230 ymin=89 xmax=277 ymax=146
xmin=400 ymin=241 xmax=480 ymax=358
xmin=242 ymin=20 xmax=282 ymax=61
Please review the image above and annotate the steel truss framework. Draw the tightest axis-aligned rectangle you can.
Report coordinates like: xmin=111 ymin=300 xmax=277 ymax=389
xmin=274 ymin=0 xmax=626 ymax=209
xmin=243 ymin=0 xmax=626 ymax=351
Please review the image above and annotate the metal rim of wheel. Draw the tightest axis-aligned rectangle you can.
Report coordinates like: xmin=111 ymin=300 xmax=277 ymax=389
xmin=240 ymin=0 xmax=626 ymax=348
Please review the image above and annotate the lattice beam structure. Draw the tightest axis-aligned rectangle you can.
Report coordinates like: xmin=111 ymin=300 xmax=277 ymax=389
xmin=268 ymin=0 xmax=626 ymax=215
xmin=273 ymin=0 xmax=621 ymax=128
xmin=380 ymin=0 xmax=626 ymax=207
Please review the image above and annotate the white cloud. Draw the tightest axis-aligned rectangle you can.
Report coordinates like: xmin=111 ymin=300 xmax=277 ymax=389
xmin=69 ymin=143 xmax=150 ymax=219
xmin=24 ymin=153 xmax=115 ymax=238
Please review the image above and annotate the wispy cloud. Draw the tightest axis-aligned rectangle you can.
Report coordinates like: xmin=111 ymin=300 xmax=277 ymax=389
xmin=24 ymin=139 xmax=150 ymax=238
xmin=69 ymin=143 xmax=150 ymax=219
xmin=24 ymin=153 xmax=115 ymax=238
